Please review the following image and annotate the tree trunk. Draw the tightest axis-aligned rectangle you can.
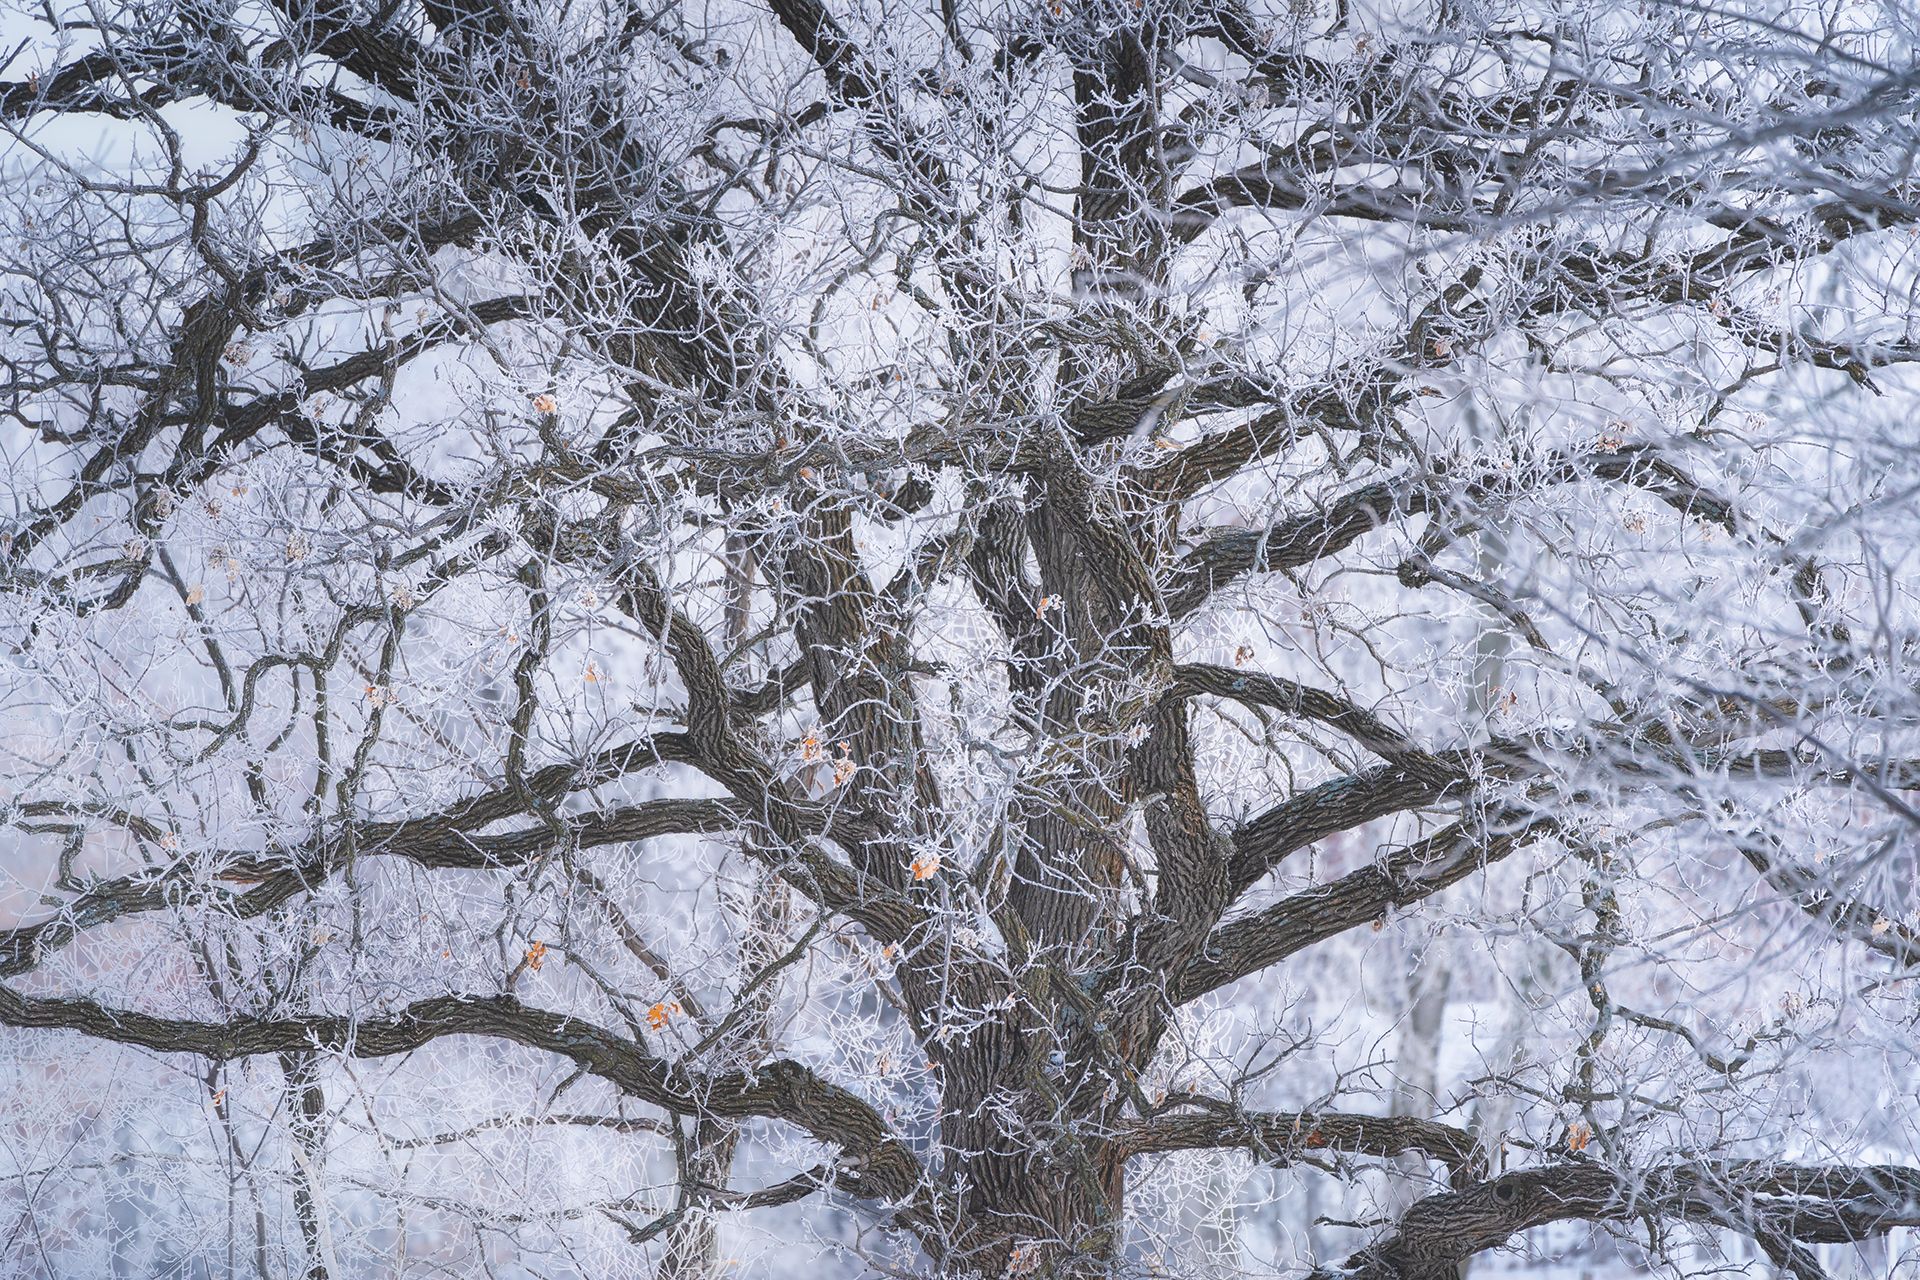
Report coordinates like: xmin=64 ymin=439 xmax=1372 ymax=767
xmin=957 ymin=1143 xmax=1126 ymax=1278
xmin=1388 ymin=951 xmax=1453 ymax=1215
xmin=279 ymin=1050 xmax=333 ymax=1280
xmin=938 ymin=1028 xmax=1127 ymax=1277
xmin=659 ymin=1118 xmax=742 ymax=1280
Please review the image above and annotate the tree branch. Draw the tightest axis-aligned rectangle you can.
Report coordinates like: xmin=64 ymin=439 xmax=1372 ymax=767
xmin=1181 ymin=811 xmax=1558 ymax=1003
xmin=1322 ymin=1160 xmax=1920 ymax=1280
xmin=0 ymin=983 xmax=935 ymax=1220
xmin=1120 ymin=1104 xmax=1483 ymax=1186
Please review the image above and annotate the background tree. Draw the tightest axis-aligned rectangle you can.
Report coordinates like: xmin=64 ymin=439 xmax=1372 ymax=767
xmin=4 ymin=0 xmax=1920 ymax=1276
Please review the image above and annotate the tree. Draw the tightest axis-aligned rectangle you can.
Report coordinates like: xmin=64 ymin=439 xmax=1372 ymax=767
xmin=4 ymin=0 xmax=1920 ymax=1275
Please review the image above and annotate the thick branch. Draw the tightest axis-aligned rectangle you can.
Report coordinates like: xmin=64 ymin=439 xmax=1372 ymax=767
xmin=0 ymin=984 xmax=933 ymax=1217
xmin=1325 ymin=1161 xmax=1920 ymax=1280
xmin=1227 ymin=757 xmax=1473 ymax=896
xmin=1182 ymin=811 xmax=1557 ymax=1003
xmin=1174 ymin=663 xmax=1444 ymax=777
xmin=0 ymin=792 xmax=733 ymax=978
xmin=1169 ymin=480 xmax=1429 ymax=619
xmin=1121 ymin=1105 xmax=1483 ymax=1186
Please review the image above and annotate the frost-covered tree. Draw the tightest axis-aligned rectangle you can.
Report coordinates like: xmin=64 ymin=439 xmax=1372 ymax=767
xmin=5 ymin=0 xmax=1920 ymax=1276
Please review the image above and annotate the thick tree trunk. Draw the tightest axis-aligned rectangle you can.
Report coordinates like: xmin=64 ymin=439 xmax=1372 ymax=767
xmin=935 ymin=1017 xmax=1127 ymax=1275
xmin=955 ymin=1140 xmax=1127 ymax=1278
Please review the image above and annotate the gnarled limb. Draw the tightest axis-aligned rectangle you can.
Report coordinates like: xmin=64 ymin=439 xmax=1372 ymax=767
xmin=1319 ymin=1161 xmax=1920 ymax=1280
xmin=1120 ymin=1105 xmax=1483 ymax=1187
xmin=0 ymin=983 xmax=939 ymax=1225
xmin=1182 ymin=812 xmax=1559 ymax=1004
